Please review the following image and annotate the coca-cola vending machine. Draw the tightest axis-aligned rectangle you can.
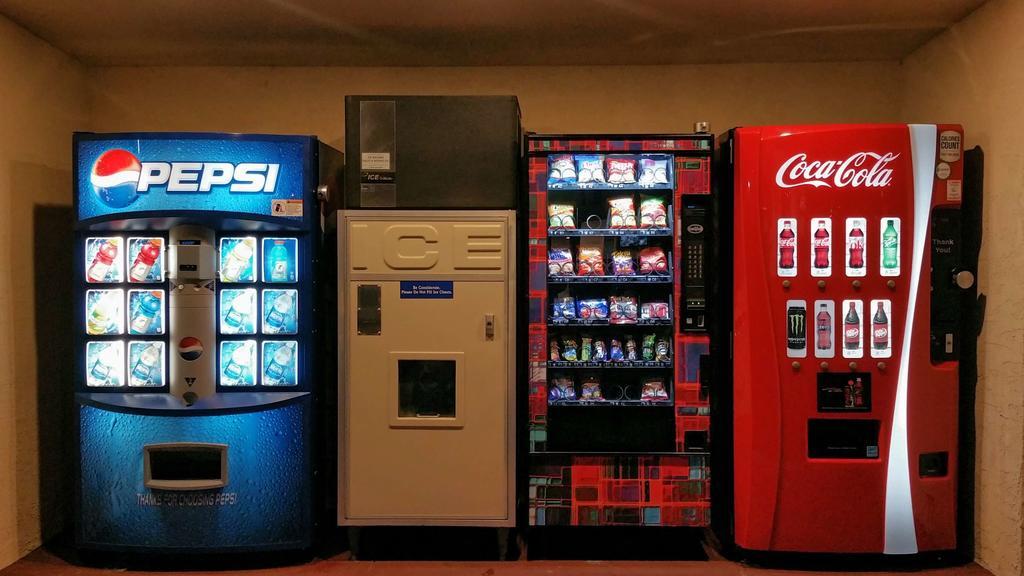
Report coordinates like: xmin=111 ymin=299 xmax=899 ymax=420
xmin=717 ymin=124 xmax=982 ymax=558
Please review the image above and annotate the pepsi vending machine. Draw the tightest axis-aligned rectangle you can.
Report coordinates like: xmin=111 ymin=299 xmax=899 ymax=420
xmin=74 ymin=132 xmax=340 ymax=554
xmin=720 ymin=124 xmax=982 ymax=557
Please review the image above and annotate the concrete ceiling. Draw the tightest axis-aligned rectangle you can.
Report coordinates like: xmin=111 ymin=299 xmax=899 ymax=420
xmin=0 ymin=0 xmax=986 ymax=67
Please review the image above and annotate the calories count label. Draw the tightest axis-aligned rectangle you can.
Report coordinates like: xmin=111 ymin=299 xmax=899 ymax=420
xmin=810 ymin=218 xmax=832 ymax=278
xmin=777 ymin=218 xmax=797 ymax=277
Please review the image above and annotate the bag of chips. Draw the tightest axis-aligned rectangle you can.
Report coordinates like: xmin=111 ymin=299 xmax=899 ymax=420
xmin=612 ymin=250 xmax=636 ymax=276
xmin=610 ymin=295 xmax=638 ymax=324
xmin=549 ymin=377 xmax=576 ymax=403
xmin=577 ymin=238 xmax=605 ymax=276
xmin=609 ymin=339 xmax=624 ymax=362
xmin=561 ymin=336 xmax=578 ymax=362
xmin=641 ymin=301 xmax=670 ymax=320
xmin=642 ymin=334 xmax=656 ymax=360
xmin=641 ymin=378 xmax=669 ymax=401
xmin=593 ymin=340 xmax=608 ymax=361
xmin=580 ymin=377 xmax=603 ymax=401
xmin=552 ymin=291 xmax=577 ymax=319
xmin=625 ymin=336 xmax=638 ymax=361
xmin=580 ymin=337 xmax=593 ymax=362
xmin=656 ymin=338 xmax=671 ymax=362
xmin=608 ymin=196 xmax=637 ymax=229
xmin=638 ymin=246 xmax=669 ymax=275
xmin=549 ymin=339 xmax=560 ymax=361
xmin=638 ymin=157 xmax=670 ymax=186
xmin=548 ymin=204 xmax=576 ymax=229
xmin=548 ymin=239 xmax=574 ymax=276
xmin=548 ymin=154 xmax=577 ymax=186
xmin=577 ymin=298 xmax=609 ymax=320
xmin=606 ymin=156 xmax=637 ymax=185
xmin=639 ymin=196 xmax=668 ymax=228
xmin=575 ymin=155 xmax=606 ymax=184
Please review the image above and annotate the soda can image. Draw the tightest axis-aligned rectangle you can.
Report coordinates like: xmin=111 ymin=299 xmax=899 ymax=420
xmin=262 ymin=237 xmax=298 ymax=283
xmin=786 ymin=300 xmax=807 ymax=358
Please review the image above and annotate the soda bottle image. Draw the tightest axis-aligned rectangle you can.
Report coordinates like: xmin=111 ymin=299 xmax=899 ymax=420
xmin=265 ymin=342 xmax=296 ymax=385
xmin=844 ymin=301 xmax=860 ymax=350
xmin=87 ymin=240 xmax=118 ymax=282
xmin=778 ymin=221 xmax=795 ymax=269
xmin=221 ymin=238 xmax=255 ymax=282
xmin=813 ymin=220 xmax=830 ymax=269
xmin=130 ymin=343 xmax=161 ymax=386
xmin=265 ymin=291 xmax=294 ymax=334
xmin=130 ymin=291 xmax=161 ymax=334
xmin=816 ymin=303 xmax=832 ymax=350
xmin=882 ymin=220 xmax=899 ymax=270
xmin=269 ymin=241 xmax=289 ymax=282
xmin=853 ymin=377 xmax=865 ymax=407
xmin=844 ymin=378 xmax=855 ymax=408
xmin=89 ymin=344 xmax=120 ymax=386
xmin=223 ymin=342 xmax=254 ymax=385
xmin=872 ymin=301 xmax=889 ymax=350
xmin=223 ymin=291 xmax=253 ymax=333
xmin=848 ymin=225 xmax=865 ymax=269
xmin=87 ymin=291 xmax=120 ymax=335
xmin=129 ymin=240 xmax=161 ymax=282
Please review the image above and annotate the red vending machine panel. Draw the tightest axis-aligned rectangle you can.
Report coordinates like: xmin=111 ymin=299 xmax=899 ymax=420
xmin=527 ymin=134 xmax=714 ymax=528
xmin=728 ymin=124 xmax=974 ymax=555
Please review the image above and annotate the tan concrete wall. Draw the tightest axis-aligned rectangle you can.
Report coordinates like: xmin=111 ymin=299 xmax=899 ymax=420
xmin=88 ymin=62 xmax=902 ymax=149
xmin=901 ymin=1 xmax=1024 ymax=574
xmin=0 ymin=11 xmax=88 ymax=570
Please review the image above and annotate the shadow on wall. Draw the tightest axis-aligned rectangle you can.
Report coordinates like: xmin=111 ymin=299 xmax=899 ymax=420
xmin=33 ymin=204 xmax=73 ymax=546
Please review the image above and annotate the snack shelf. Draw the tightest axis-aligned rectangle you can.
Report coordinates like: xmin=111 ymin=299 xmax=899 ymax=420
xmin=548 ymin=227 xmax=672 ymax=237
xmin=547 ymin=182 xmax=675 ymax=193
xmin=548 ymin=318 xmax=673 ymax=327
xmin=548 ymin=399 xmax=673 ymax=407
xmin=548 ymin=360 xmax=673 ymax=369
xmin=549 ymin=275 xmax=672 ymax=284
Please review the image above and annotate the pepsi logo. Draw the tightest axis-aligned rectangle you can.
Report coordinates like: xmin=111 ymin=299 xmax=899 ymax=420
xmin=178 ymin=337 xmax=204 ymax=361
xmin=91 ymin=149 xmax=142 ymax=208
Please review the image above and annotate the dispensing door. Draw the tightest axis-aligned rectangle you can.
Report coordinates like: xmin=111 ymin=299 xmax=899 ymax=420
xmin=339 ymin=210 xmax=515 ymax=526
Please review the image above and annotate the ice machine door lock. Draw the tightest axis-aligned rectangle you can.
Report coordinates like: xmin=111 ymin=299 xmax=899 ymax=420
xmin=485 ymin=314 xmax=494 ymax=340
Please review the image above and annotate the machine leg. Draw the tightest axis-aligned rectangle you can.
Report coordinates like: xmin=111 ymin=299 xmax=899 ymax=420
xmin=497 ymin=527 xmax=510 ymax=560
xmin=347 ymin=527 xmax=361 ymax=560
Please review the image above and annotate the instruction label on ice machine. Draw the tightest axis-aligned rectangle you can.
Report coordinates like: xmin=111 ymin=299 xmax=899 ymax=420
xmin=399 ymin=281 xmax=454 ymax=299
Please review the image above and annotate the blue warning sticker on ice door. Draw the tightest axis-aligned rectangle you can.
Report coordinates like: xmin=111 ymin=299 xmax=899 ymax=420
xmin=400 ymin=281 xmax=454 ymax=299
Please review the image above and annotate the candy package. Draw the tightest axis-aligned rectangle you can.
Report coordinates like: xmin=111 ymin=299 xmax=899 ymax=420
xmin=549 ymin=377 xmax=576 ymax=403
xmin=548 ymin=204 xmax=576 ymax=229
xmin=641 ymin=378 xmax=669 ymax=401
xmin=638 ymin=247 xmax=669 ymax=275
xmin=561 ymin=336 xmax=578 ymax=362
xmin=656 ymin=338 xmax=672 ymax=362
xmin=593 ymin=340 xmax=608 ymax=361
xmin=548 ymin=154 xmax=577 ymax=186
xmin=609 ymin=339 xmax=624 ymax=362
xmin=548 ymin=239 xmax=574 ymax=276
xmin=577 ymin=238 xmax=605 ymax=276
xmin=580 ymin=337 xmax=593 ymax=362
xmin=552 ymin=291 xmax=577 ymax=319
xmin=577 ymin=298 xmax=609 ymax=320
xmin=549 ymin=340 xmax=560 ymax=361
xmin=612 ymin=250 xmax=636 ymax=276
xmin=641 ymin=301 xmax=670 ymax=320
xmin=580 ymin=377 xmax=603 ymax=401
xmin=638 ymin=157 xmax=670 ymax=186
xmin=642 ymin=334 xmax=656 ymax=361
xmin=608 ymin=197 xmax=637 ymax=229
xmin=609 ymin=295 xmax=638 ymax=324
xmin=606 ymin=156 xmax=637 ymax=185
xmin=575 ymin=155 xmax=606 ymax=184
xmin=639 ymin=196 xmax=668 ymax=228
xmin=625 ymin=336 xmax=638 ymax=361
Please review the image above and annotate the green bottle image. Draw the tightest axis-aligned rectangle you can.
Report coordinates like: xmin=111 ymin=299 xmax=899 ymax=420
xmin=882 ymin=220 xmax=899 ymax=270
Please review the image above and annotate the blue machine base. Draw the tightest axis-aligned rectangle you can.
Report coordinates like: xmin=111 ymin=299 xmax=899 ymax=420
xmin=76 ymin=394 xmax=311 ymax=552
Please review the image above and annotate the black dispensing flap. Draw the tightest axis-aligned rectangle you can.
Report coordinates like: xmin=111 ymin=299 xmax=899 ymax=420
xmin=808 ymin=419 xmax=880 ymax=459
xmin=144 ymin=443 xmax=227 ymax=490
xmin=920 ymin=452 xmax=949 ymax=478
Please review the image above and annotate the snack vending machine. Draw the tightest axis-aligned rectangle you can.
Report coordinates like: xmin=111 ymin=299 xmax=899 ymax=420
xmin=74 ymin=132 xmax=340 ymax=553
xmin=526 ymin=133 xmax=714 ymax=528
xmin=723 ymin=124 xmax=981 ymax=556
